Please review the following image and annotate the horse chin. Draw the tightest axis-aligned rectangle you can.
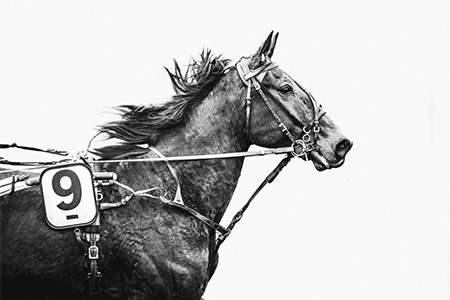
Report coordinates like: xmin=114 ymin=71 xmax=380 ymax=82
xmin=329 ymin=158 xmax=345 ymax=169
xmin=308 ymin=150 xmax=345 ymax=171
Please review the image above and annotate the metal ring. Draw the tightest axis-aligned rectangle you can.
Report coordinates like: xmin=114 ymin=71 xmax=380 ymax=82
xmin=291 ymin=140 xmax=307 ymax=157
xmin=302 ymin=133 xmax=311 ymax=143
xmin=302 ymin=126 xmax=310 ymax=134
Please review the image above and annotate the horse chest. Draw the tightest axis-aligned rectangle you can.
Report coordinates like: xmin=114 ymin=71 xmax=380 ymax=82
xmin=101 ymin=210 xmax=211 ymax=299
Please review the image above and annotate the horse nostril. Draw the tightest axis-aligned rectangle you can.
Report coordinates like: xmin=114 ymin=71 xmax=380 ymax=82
xmin=335 ymin=139 xmax=352 ymax=157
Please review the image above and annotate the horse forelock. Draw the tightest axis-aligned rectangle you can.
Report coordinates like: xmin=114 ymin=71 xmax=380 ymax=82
xmin=92 ymin=49 xmax=231 ymax=159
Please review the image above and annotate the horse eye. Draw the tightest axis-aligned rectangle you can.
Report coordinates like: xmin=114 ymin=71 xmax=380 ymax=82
xmin=278 ymin=85 xmax=293 ymax=94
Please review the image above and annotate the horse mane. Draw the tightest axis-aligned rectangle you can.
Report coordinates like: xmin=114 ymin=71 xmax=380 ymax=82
xmin=92 ymin=49 xmax=230 ymax=159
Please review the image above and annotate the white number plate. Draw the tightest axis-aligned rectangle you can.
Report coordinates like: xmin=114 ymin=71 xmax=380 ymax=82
xmin=40 ymin=163 xmax=98 ymax=229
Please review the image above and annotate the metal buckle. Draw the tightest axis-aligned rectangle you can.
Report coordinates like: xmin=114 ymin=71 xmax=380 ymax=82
xmin=313 ymin=120 xmax=320 ymax=133
xmin=88 ymin=245 xmax=99 ymax=260
xmin=252 ymin=81 xmax=261 ymax=90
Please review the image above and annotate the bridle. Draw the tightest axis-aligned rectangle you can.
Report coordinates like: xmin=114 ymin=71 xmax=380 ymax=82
xmin=235 ymin=56 xmax=326 ymax=159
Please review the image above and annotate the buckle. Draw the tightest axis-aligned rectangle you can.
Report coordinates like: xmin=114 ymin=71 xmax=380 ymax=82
xmin=88 ymin=245 xmax=99 ymax=260
xmin=252 ymin=81 xmax=261 ymax=90
xmin=313 ymin=120 xmax=320 ymax=133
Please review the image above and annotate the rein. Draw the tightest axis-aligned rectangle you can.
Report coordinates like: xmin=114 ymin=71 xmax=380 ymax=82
xmin=0 ymin=146 xmax=294 ymax=170
xmin=0 ymin=143 xmax=297 ymax=242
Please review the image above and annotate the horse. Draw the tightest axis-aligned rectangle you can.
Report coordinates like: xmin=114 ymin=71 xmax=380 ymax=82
xmin=0 ymin=32 xmax=352 ymax=300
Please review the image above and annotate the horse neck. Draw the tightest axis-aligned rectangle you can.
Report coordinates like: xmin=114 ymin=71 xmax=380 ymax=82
xmin=156 ymin=71 xmax=249 ymax=221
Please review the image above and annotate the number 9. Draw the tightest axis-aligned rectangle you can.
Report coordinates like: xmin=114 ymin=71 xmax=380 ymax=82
xmin=52 ymin=169 xmax=82 ymax=210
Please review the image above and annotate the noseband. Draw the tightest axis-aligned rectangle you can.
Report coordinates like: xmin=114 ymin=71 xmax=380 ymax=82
xmin=235 ymin=57 xmax=326 ymax=159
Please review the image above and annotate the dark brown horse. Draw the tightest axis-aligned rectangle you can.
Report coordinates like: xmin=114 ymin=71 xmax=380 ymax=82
xmin=0 ymin=32 xmax=352 ymax=300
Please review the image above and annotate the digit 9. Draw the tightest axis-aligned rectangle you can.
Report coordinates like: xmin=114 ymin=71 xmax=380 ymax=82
xmin=52 ymin=169 xmax=82 ymax=210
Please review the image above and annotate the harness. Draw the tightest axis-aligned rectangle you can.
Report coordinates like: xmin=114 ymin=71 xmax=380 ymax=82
xmin=0 ymin=56 xmax=327 ymax=294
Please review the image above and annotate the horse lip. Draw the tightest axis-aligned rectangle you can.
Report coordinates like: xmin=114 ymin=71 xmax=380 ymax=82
xmin=308 ymin=151 xmax=330 ymax=171
xmin=329 ymin=158 xmax=345 ymax=168
xmin=308 ymin=151 xmax=346 ymax=171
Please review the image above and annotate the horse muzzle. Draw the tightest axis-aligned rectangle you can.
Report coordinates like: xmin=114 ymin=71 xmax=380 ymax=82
xmin=308 ymin=138 xmax=352 ymax=171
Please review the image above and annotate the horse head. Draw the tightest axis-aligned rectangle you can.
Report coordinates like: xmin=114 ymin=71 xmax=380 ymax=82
xmin=235 ymin=32 xmax=352 ymax=171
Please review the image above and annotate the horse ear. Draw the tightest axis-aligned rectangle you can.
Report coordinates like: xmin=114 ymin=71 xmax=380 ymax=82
xmin=250 ymin=31 xmax=279 ymax=68
xmin=267 ymin=32 xmax=278 ymax=58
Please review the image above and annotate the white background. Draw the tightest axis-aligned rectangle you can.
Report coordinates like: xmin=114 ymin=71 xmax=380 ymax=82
xmin=1 ymin=1 xmax=449 ymax=299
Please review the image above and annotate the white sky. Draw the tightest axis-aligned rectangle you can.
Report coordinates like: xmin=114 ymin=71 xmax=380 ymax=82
xmin=1 ymin=1 xmax=449 ymax=299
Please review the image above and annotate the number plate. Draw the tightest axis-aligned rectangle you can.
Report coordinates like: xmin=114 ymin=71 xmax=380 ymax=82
xmin=40 ymin=163 xmax=98 ymax=229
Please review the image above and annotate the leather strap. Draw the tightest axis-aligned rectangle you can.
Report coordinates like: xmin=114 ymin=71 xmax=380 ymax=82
xmin=149 ymin=147 xmax=183 ymax=204
xmin=215 ymin=154 xmax=292 ymax=251
xmin=161 ymin=198 xmax=229 ymax=235
xmin=236 ymin=58 xmax=278 ymax=140
xmin=0 ymin=174 xmax=31 ymax=197
xmin=148 ymin=147 xmax=229 ymax=235
xmin=0 ymin=143 xmax=68 ymax=156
